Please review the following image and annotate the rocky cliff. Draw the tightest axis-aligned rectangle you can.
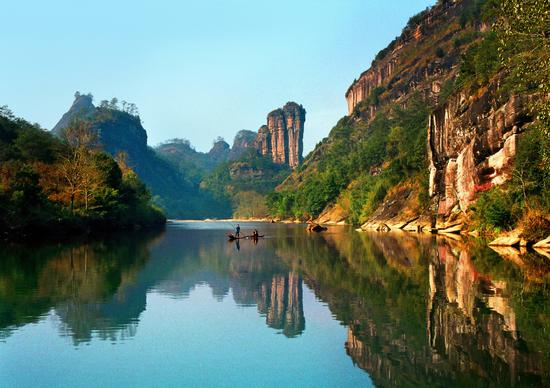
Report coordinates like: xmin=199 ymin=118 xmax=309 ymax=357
xmin=52 ymin=92 xmax=95 ymax=134
xmin=345 ymin=0 xmax=480 ymax=119
xmin=52 ymin=93 xmax=231 ymax=219
xmin=256 ymin=102 xmax=305 ymax=168
xmin=428 ymin=81 xmax=535 ymax=216
xmin=229 ymin=130 xmax=257 ymax=160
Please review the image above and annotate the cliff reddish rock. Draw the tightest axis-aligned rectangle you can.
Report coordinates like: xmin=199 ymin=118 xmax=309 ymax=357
xmin=255 ymin=102 xmax=305 ymax=168
xmin=345 ymin=0 xmax=477 ymax=118
xmin=428 ymin=81 xmax=534 ymax=215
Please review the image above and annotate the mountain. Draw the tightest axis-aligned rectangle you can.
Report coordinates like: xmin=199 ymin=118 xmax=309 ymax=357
xmin=197 ymin=103 xmax=306 ymax=218
xmin=52 ymin=95 xmax=230 ymax=219
xmin=0 ymin=109 xmax=165 ymax=240
xmin=156 ymin=102 xmax=306 ymax=172
xmin=256 ymin=102 xmax=306 ymax=168
xmin=270 ymin=0 xmax=549 ymax=238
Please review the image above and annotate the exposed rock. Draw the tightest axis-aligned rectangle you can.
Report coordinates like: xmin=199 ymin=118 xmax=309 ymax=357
xmin=52 ymin=92 xmax=95 ymax=135
xmin=208 ymin=139 xmax=231 ymax=162
xmin=306 ymin=223 xmax=327 ymax=232
xmin=533 ymin=235 xmax=550 ymax=249
xmin=255 ymin=102 xmax=305 ymax=168
xmin=345 ymin=0 xmax=467 ymax=117
xmin=438 ymin=223 xmax=463 ymax=234
xmin=316 ymin=203 xmax=347 ymax=224
xmin=428 ymin=85 xmax=534 ymax=215
xmin=488 ymin=236 xmax=521 ymax=247
xmin=229 ymin=130 xmax=257 ymax=160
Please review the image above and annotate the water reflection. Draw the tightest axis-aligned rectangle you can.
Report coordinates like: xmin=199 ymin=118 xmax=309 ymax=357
xmin=0 ymin=223 xmax=548 ymax=386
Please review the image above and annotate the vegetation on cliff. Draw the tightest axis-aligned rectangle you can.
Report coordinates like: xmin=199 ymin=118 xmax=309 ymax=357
xmin=270 ymin=0 xmax=549 ymax=236
xmin=202 ymin=149 xmax=291 ymax=218
xmin=53 ymin=94 xmax=231 ymax=219
xmin=469 ymin=0 xmax=549 ymax=237
xmin=268 ymin=96 xmax=429 ymax=223
xmin=0 ymin=108 xmax=165 ymax=240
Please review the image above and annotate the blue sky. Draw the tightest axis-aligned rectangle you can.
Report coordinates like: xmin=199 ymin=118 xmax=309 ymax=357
xmin=1 ymin=0 xmax=435 ymax=154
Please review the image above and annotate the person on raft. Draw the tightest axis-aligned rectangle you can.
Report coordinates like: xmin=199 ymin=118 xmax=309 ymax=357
xmin=235 ymin=224 xmax=241 ymax=238
xmin=252 ymin=229 xmax=259 ymax=239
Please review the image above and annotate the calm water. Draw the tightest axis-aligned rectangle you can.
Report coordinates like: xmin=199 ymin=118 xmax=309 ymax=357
xmin=0 ymin=222 xmax=549 ymax=387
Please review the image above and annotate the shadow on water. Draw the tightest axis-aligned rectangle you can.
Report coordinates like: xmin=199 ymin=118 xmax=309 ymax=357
xmin=0 ymin=222 xmax=549 ymax=386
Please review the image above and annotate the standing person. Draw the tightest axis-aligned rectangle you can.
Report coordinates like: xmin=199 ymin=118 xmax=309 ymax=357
xmin=235 ymin=224 xmax=241 ymax=238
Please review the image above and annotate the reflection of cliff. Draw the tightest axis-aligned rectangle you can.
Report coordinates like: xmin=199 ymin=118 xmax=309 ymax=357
xmin=427 ymin=241 xmax=544 ymax=385
xmin=256 ymin=273 xmax=304 ymax=338
xmin=275 ymin=230 xmax=549 ymax=386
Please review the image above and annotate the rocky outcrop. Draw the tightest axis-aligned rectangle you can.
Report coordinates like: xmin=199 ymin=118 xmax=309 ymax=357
xmin=345 ymin=0 xmax=469 ymax=117
xmin=255 ymin=102 xmax=305 ymax=168
xmin=52 ymin=92 xmax=95 ymax=135
xmin=52 ymin=93 xmax=232 ymax=219
xmin=208 ymin=139 xmax=231 ymax=163
xmin=428 ymin=80 xmax=534 ymax=215
xmin=229 ymin=130 xmax=257 ymax=160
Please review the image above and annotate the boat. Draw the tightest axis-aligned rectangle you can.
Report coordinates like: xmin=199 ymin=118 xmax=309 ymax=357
xmin=227 ymin=234 xmax=265 ymax=241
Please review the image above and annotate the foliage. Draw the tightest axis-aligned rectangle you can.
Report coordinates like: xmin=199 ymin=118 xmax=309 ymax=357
xmin=469 ymin=0 xmax=550 ymax=235
xmin=366 ymin=86 xmax=386 ymax=106
xmin=202 ymin=149 xmax=291 ymax=218
xmin=494 ymin=0 xmax=550 ymax=170
xmin=269 ymin=95 xmax=429 ymax=222
xmin=0 ymin=113 xmax=165 ymax=240
xmin=519 ymin=209 xmax=550 ymax=242
xmin=456 ymin=31 xmax=501 ymax=90
xmin=471 ymin=188 xmax=517 ymax=231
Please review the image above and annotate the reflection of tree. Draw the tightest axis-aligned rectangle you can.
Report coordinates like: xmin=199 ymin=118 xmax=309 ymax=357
xmin=273 ymin=229 xmax=550 ymax=387
xmin=0 ymin=230 xmax=163 ymax=343
xmin=1 ymin=223 xmax=548 ymax=386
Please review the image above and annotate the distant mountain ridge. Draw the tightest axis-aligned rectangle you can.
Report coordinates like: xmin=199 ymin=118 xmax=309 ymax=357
xmin=51 ymin=93 xmax=230 ymax=219
xmin=52 ymin=93 xmax=306 ymax=218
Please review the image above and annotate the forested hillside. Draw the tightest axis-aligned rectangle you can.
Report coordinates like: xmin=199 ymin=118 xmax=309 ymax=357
xmin=0 ymin=109 xmax=165 ymax=240
xmin=269 ymin=0 xmax=549 ymax=239
xmin=52 ymin=94 xmax=231 ymax=219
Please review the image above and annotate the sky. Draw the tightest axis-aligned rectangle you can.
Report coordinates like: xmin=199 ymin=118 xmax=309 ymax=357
xmin=1 ymin=0 xmax=435 ymax=154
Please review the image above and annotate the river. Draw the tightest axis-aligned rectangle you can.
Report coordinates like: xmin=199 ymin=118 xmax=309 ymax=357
xmin=0 ymin=222 xmax=548 ymax=387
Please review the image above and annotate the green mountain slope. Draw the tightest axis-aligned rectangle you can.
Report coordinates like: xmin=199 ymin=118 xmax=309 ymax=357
xmin=52 ymin=95 xmax=231 ymax=219
xmin=270 ymin=0 xmax=549 ymax=238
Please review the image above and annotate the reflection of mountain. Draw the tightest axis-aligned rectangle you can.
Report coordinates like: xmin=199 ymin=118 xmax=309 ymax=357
xmin=257 ymin=273 xmax=304 ymax=338
xmin=274 ymin=230 xmax=550 ymax=387
xmin=1 ymin=224 xmax=548 ymax=385
xmin=0 ymin=232 xmax=162 ymax=344
xmin=0 ymin=225 xmax=306 ymax=343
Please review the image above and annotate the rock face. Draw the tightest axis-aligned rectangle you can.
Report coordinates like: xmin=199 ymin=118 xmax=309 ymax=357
xmin=255 ymin=102 xmax=305 ymax=168
xmin=52 ymin=93 xmax=232 ymax=219
xmin=52 ymin=92 xmax=95 ymax=135
xmin=428 ymin=79 xmax=534 ymax=215
xmin=208 ymin=139 xmax=231 ymax=163
xmin=229 ymin=130 xmax=257 ymax=160
xmin=345 ymin=0 xmax=468 ymax=118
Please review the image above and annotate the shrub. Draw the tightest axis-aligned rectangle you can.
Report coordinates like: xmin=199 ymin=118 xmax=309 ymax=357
xmin=519 ymin=210 xmax=550 ymax=242
xmin=471 ymin=188 xmax=516 ymax=231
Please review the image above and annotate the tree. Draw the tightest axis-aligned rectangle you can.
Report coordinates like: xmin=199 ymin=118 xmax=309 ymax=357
xmin=59 ymin=121 xmax=100 ymax=211
xmin=495 ymin=0 xmax=550 ymax=183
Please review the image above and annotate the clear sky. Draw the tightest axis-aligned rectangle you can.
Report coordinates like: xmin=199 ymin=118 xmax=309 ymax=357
xmin=1 ymin=0 xmax=435 ymax=154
